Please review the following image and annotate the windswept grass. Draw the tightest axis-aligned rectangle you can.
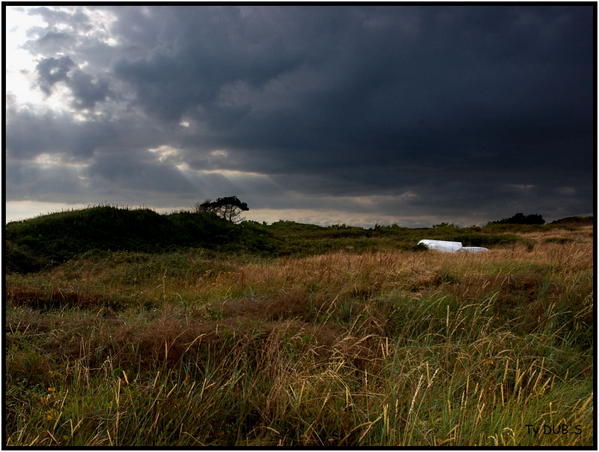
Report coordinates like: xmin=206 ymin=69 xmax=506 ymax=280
xmin=5 ymin=225 xmax=593 ymax=446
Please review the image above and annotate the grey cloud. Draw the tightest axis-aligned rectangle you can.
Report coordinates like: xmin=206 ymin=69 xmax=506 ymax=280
xmin=7 ymin=5 xmax=594 ymax=224
xmin=27 ymin=6 xmax=91 ymax=30
xmin=146 ymin=5 xmax=592 ymax=182
xmin=24 ymin=7 xmax=93 ymax=57
xmin=86 ymin=151 xmax=197 ymax=194
xmin=35 ymin=55 xmax=113 ymax=109
xmin=68 ymin=70 xmax=111 ymax=109
xmin=36 ymin=55 xmax=74 ymax=94
xmin=7 ymin=106 xmax=114 ymax=159
xmin=34 ymin=31 xmax=73 ymax=52
xmin=6 ymin=158 xmax=88 ymax=202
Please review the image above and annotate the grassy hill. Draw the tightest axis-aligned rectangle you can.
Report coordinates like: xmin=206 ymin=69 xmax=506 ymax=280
xmin=550 ymin=216 xmax=594 ymax=226
xmin=6 ymin=205 xmax=570 ymax=273
xmin=5 ymin=206 xmax=276 ymax=272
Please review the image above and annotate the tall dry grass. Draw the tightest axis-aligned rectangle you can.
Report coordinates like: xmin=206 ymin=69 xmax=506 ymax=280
xmin=5 ymin=228 xmax=593 ymax=446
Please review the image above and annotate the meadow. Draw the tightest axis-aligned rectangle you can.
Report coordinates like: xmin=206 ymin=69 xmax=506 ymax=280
xmin=4 ymin=208 xmax=594 ymax=446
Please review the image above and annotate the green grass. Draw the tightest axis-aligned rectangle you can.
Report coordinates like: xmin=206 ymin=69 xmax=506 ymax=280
xmin=4 ymin=209 xmax=594 ymax=446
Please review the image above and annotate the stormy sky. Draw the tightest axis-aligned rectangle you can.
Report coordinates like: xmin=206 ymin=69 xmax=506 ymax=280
xmin=5 ymin=5 xmax=595 ymax=226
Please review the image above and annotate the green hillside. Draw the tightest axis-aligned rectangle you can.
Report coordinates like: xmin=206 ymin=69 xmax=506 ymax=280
xmin=5 ymin=206 xmax=590 ymax=274
xmin=5 ymin=206 xmax=273 ymax=272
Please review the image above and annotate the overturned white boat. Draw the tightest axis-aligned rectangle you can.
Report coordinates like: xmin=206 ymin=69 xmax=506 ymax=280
xmin=417 ymin=239 xmax=488 ymax=253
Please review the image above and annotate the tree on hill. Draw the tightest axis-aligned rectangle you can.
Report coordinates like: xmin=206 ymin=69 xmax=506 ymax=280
xmin=490 ymin=212 xmax=545 ymax=225
xmin=195 ymin=196 xmax=249 ymax=223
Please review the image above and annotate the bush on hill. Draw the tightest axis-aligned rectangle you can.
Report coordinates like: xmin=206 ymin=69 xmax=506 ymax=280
xmin=489 ymin=212 xmax=545 ymax=225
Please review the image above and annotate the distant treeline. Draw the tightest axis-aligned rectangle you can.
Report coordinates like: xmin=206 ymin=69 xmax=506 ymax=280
xmin=490 ymin=213 xmax=545 ymax=225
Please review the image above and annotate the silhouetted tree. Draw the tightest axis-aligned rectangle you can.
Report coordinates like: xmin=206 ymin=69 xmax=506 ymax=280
xmin=490 ymin=212 xmax=545 ymax=225
xmin=195 ymin=196 xmax=249 ymax=222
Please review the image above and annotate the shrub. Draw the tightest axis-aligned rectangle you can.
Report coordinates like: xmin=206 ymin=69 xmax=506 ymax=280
xmin=489 ymin=212 xmax=545 ymax=225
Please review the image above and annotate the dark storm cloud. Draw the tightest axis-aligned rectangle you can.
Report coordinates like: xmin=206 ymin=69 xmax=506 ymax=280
xmin=67 ymin=69 xmax=111 ymax=109
xmin=108 ymin=5 xmax=593 ymax=189
xmin=7 ymin=5 xmax=594 ymax=224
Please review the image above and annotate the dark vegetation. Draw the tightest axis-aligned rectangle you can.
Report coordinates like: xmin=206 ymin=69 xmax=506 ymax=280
xmin=5 ymin=206 xmax=590 ymax=274
xmin=489 ymin=212 xmax=545 ymax=225
xmin=550 ymin=216 xmax=594 ymax=226
xmin=5 ymin=206 xmax=271 ymax=273
xmin=195 ymin=196 xmax=249 ymax=222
